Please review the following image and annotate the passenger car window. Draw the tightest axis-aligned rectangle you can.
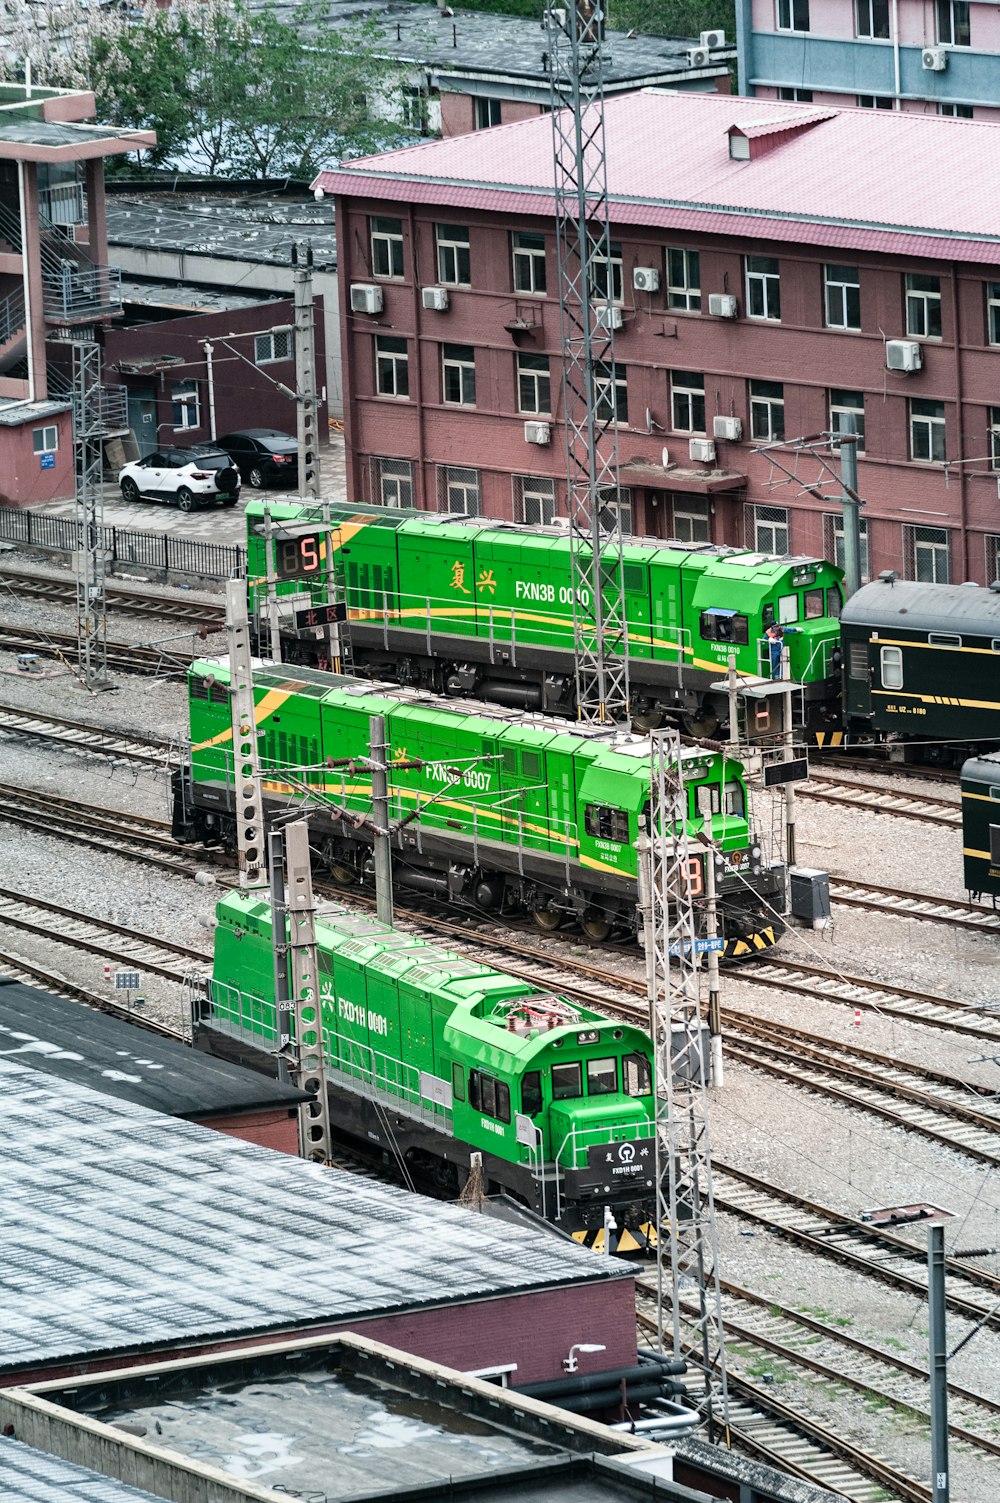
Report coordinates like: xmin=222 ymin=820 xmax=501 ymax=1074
xmin=880 ymin=645 xmax=903 ymax=689
xmin=587 ymin=1058 xmax=617 ymax=1095
xmin=928 ymin=633 xmax=961 ymax=648
xmin=623 ymin=1052 xmax=651 ymax=1096
xmin=552 ymin=1061 xmax=583 ymax=1100
xmin=804 ymin=589 xmax=824 ymax=618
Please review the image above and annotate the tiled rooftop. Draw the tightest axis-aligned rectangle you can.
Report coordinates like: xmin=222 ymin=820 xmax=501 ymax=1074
xmin=316 ymin=90 xmax=1000 ymax=261
xmin=0 ymin=1435 xmax=166 ymax=1503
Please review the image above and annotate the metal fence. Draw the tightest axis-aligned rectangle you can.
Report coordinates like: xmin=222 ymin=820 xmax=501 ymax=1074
xmin=0 ymin=507 xmax=246 ymax=581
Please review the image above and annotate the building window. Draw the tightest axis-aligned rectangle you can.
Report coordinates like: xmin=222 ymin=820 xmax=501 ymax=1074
xmin=777 ymin=0 xmax=810 ymax=29
xmin=474 ymin=96 xmax=501 ymax=129
xmin=986 ymin=283 xmax=1000 ymax=345
xmin=672 ymin=498 xmax=711 ymax=543
xmin=171 ymin=379 xmax=200 ymax=430
xmin=909 ymin=397 xmax=946 ymax=462
xmin=939 ymin=103 xmax=974 ymax=118
xmin=370 ymin=216 xmax=404 ymax=279
xmin=906 ymin=274 xmax=942 ymax=339
xmin=512 ymin=231 xmax=546 ymax=296
xmin=438 ymin=465 xmax=481 ymax=515
xmin=514 ymin=474 xmax=557 ymax=525
xmin=986 ymin=534 xmax=1000 ymax=583
xmin=829 ymin=389 xmax=866 ymax=452
xmin=904 ymin=524 xmax=950 ymax=582
xmin=985 ymin=408 xmax=1000 ymax=481
xmin=255 ymin=330 xmax=291 ymax=365
xmin=749 ymin=504 xmax=790 ymax=555
xmin=442 ymin=344 xmax=476 ymax=406
xmin=857 ymin=95 xmax=893 ymax=108
xmin=825 ymin=265 xmax=861 ymax=330
xmin=937 ymin=0 xmax=970 ymax=46
xmin=375 ymin=335 xmax=409 ymax=399
xmin=517 ymin=352 xmax=551 ymax=414
xmin=749 ymin=379 xmax=785 ymax=442
xmin=591 ymin=242 xmax=623 ymax=305
xmin=778 ymin=87 xmax=813 ymax=101
xmin=855 ymin=0 xmax=889 ymax=36
xmin=32 ymin=424 xmax=58 ymax=454
xmin=371 ymin=456 xmax=413 ymax=508
xmin=402 ymin=88 xmax=431 ymax=134
xmin=671 ymin=371 xmax=706 ymax=434
xmin=666 ymin=247 xmax=700 ymax=312
xmin=594 ymin=360 xmax=628 ymax=424
xmin=824 ymin=513 xmax=870 ymax=581
xmin=599 ymin=485 xmax=633 ymax=535
xmin=436 ymin=224 xmax=471 ymax=286
xmin=746 ymin=256 xmax=781 ymax=321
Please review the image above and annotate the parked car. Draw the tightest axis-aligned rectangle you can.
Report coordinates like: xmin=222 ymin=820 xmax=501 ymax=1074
xmin=217 ymin=428 xmax=299 ymax=488
xmin=119 ymin=446 xmax=241 ymax=510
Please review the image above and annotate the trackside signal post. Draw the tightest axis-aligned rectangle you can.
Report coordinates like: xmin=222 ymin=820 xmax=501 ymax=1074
xmin=637 ymin=728 xmax=729 ymax=1440
xmin=546 ymin=1 xmax=630 ymax=726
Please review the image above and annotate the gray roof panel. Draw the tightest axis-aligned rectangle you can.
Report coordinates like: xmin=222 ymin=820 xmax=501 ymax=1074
xmin=0 ymin=1436 xmax=167 ymax=1503
xmin=841 ymin=578 xmax=1000 ymax=636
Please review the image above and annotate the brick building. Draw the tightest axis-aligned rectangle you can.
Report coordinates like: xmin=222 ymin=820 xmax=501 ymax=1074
xmin=318 ymin=91 xmax=1000 ymax=585
xmin=737 ymin=0 xmax=1000 ymax=120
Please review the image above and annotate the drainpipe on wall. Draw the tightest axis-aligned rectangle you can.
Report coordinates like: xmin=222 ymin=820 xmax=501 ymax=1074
xmin=407 ymin=202 xmax=427 ymax=508
xmin=892 ymin=0 xmax=902 ymax=106
xmin=202 ymin=340 xmax=217 ymax=440
xmin=951 ymin=264 xmax=970 ymax=580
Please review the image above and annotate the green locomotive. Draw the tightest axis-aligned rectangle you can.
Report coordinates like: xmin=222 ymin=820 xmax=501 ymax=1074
xmin=245 ymin=501 xmax=844 ymax=736
xmin=207 ymin=889 xmax=657 ymax=1240
xmin=173 ymin=660 xmax=782 ymax=952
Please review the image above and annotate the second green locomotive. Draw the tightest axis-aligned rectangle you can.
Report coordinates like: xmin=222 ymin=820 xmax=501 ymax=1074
xmin=173 ymin=660 xmax=783 ymax=953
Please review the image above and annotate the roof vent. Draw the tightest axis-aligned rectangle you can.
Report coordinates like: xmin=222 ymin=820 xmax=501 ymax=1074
xmin=990 ymin=579 xmax=1000 ymax=593
xmin=727 ymin=108 xmax=837 ymax=160
xmin=878 ymin=570 xmax=897 ymax=585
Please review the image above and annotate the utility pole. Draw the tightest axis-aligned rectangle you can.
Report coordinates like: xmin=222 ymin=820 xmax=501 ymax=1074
xmin=292 ymin=240 xmax=322 ymax=502
xmin=73 ymin=341 xmax=110 ymax=688
xmin=637 ymin=728 xmax=728 ymax=1439
xmin=225 ymin=578 xmax=268 ymax=888
xmin=928 ymin=1225 xmax=950 ymax=1503
xmin=368 ymin=714 xmax=394 ymax=925
xmin=837 ymin=420 xmax=863 ymax=600
xmin=781 ymin=651 xmax=797 ymax=869
xmin=282 ymin=817 xmax=334 ymax=1163
xmin=268 ymin=828 xmax=292 ymax=1086
xmin=546 ymin=1 xmax=630 ymax=726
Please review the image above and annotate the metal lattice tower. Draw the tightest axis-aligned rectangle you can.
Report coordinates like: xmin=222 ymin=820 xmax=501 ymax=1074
xmin=638 ymin=728 xmax=729 ymax=1438
xmin=73 ymin=342 xmax=109 ymax=686
xmin=225 ymin=578 xmax=268 ymax=888
xmin=546 ymin=2 xmax=629 ymax=725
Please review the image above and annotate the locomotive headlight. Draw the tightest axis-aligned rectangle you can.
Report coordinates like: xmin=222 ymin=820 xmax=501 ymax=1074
xmin=577 ymin=1030 xmax=599 ymax=1045
xmin=752 ymin=846 xmax=761 ymax=858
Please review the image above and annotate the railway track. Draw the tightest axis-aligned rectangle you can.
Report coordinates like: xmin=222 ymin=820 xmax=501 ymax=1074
xmin=0 ymin=565 xmax=225 ymax=628
xmin=0 ymin=888 xmax=211 ymax=985
xmin=0 ymin=783 xmax=210 ymax=879
xmin=800 ymin=773 xmax=962 ymax=829
xmin=0 ymin=702 xmax=175 ymax=766
xmin=713 ymin=1162 xmax=1000 ymax=1330
xmin=829 ymin=877 xmax=1000 ymax=934
xmin=0 ymin=623 xmax=195 ymax=677
xmin=0 ymin=945 xmax=187 ymax=1040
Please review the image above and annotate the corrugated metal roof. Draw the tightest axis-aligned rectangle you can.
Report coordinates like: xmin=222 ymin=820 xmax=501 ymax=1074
xmin=0 ymin=398 xmax=72 ymax=427
xmin=0 ymin=982 xmax=308 ymax=1118
xmin=0 ymin=1435 xmax=167 ymax=1503
xmin=316 ymin=91 xmax=1000 ymax=261
xmin=0 ymin=1058 xmax=629 ymax=1376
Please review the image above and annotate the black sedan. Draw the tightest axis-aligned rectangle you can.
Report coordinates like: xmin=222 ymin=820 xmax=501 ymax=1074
xmin=217 ymin=429 xmax=299 ymax=488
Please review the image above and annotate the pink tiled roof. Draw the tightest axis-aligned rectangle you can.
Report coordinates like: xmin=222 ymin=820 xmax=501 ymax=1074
xmin=315 ymin=92 xmax=1000 ymax=263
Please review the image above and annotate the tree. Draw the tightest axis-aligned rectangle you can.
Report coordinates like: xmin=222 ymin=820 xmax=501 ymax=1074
xmin=608 ymin=0 xmax=736 ymax=42
xmin=0 ymin=0 xmax=407 ymax=177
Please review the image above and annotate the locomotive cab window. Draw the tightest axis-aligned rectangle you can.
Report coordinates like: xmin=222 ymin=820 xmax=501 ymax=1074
xmin=624 ymin=1052 xmax=651 ymax=1096
xmin=470 ymin=1069 xmax=511 ymax=1123
xmin=584 ymin=804 xmax=630 ymax=842
xmin=522 ymin=1070 xmax=542 ymax=1116
xmin=880 ymin=644 xmax=904 ymax=689
xmin=804 ymin=588 xmax=824 ymax=618
xmin=778 ymin=594 xmax=799 ymax=624
xmin=452 ymin=1063 xmax=466 ymax=1103
xmin=827 ymin=584 xmax=843 ymax=618
xmin=762 ymin=603 xmax=775 ymax=629
xmin=552 ymin=1060 xmax=583 ymax=1100
xmin=587 ymin=1058 xmax=617 ymax=1095
xmin=700 ymin=608 xmax=749 ymax=645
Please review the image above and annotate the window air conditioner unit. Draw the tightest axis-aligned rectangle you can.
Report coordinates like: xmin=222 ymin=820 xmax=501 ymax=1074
xmin=596 ymin=305 xmax=623 ymax=331
xmin=700 ymin=28 xmax=726 ymax=48
xmin=524 ymin=421 xmax=551 ymax=445
xmin=633 ymin=266 xmax=660 ymax=292
xmin=687 ymin=46 xmax=711 ymax=67
xmin=422 ymin=286 xmax=450 ymax=311
xmin=713 ymin=415 xmax=743 ymax=441
xmin=689 ymin=437 xmax=716 ymax=463
xmin=922 ymin=46 xmax=948 ymax=70
xmin=886 ymin=339 xmax=923 ymax=372
xmin=708 ymin=293 xmax=738 ymax=318
xmin=350 ymin=283 xmax=383 ymax=314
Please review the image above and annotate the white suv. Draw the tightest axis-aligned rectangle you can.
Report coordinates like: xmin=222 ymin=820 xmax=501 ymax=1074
xmin=119 ymin=445 xmax=241 ymax=511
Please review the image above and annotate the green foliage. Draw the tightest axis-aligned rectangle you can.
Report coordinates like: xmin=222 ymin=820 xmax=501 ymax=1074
xmin=608 ymin=0 xmax=735 ymax=40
